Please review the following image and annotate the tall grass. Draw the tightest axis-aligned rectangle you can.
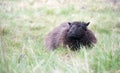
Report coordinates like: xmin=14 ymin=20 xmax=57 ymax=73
xmin=0 ymin=0 xmax=120 ymax=73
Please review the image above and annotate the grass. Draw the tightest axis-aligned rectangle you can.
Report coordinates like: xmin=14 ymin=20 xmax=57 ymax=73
xmin=0 ymin=0 xmax=120 ymax=73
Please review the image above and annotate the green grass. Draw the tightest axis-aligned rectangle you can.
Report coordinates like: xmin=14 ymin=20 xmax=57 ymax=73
xmin=1 ymin=0 xmax=120 ymax=73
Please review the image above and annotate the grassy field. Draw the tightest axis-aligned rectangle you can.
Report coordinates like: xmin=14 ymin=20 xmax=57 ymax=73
xmin=0 ymin=0 xmax=120 ymax=73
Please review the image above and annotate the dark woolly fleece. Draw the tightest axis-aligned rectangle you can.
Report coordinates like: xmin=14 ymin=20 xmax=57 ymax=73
xmin=44 ymin=21 xmax=97 ymax=51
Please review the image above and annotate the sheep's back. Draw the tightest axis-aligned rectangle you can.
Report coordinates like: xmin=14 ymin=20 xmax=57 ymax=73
xmin=44 ymin=22 xmax=70 ymax=50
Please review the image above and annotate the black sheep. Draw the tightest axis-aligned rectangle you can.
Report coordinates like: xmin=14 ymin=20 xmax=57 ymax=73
xmin=44 ymin=21 xmax=97 ymax=51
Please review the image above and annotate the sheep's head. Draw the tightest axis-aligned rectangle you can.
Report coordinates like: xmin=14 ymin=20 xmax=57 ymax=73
xmin=67 ymin=21 xmax=90 ymax=39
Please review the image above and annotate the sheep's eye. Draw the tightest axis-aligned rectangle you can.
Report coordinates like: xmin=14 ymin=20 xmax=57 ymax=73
xmin=83 ymin=27 xmax=87 ymax=30
xmin=77 ymin=25 xmax=81 ymax=27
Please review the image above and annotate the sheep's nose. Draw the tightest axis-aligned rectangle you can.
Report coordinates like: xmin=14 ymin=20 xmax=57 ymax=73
xmin=67 ymin=33 xmax=76 ymax=38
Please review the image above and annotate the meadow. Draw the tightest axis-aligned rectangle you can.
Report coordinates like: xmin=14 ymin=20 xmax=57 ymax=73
xmin=0 ymin=0 xmax=120 ymax=73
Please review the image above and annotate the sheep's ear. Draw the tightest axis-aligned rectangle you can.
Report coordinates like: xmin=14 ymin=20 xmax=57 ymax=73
xmin=86 ymin=22 xmax=90 ymax=26
xmin=68 ymin=22 xmax=72 ymax=26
